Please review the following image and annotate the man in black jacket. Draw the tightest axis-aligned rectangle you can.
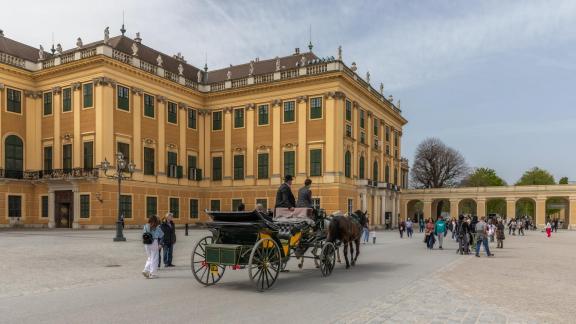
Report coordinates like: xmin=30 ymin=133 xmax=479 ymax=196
xmin=160 ymin=213 xmax=176 ymax=267
xmin=275 ymin=175 xmax=296 ymax=210
xmin=296 ymin=178 xmax=313 ymax=208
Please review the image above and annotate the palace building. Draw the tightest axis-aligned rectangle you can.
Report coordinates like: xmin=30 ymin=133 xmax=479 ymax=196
xmin=0 ymin=28 xmax=408 ymax=229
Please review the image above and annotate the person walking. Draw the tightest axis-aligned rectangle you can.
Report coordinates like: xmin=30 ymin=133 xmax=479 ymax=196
xmin=406 ymin=218 xmax=414 ymax=238
xmin=517 ymin=219 xmax=524 ymax=236
xmin=456 ymin=215 xmax=469 ymax=255
xmin=362 ymin=218 xmax=370 ymax=244
xmin=553 ymin=218 xmax=559 ymax=232
xmin=425 ymin=219 xmax=435 ymax=249
xmin=451 ymin=218 xmax=457 ymax=240
xmin=419 ymin=217 xmax=425 ymax=233
xmin=475 ymin=216 xmax=493 ymax=257
xmin=508 ymin=219 xmax=513 ymax=235
xmin=545 ymin=221 xmax=552 ymax=238
xmin=143 ymin=215 xmax=164 ymax=279
xmin=399 ymin=219 xmax=405 ymax=238
xmin=160 ymin=212 xmax=176 ymax=267
xmin=434 ymin=216 xmax=448 ymax=250
xmin=488 ymin=220 xmax=495 ymax=242
xmin=496 ymin=219 xmax=505 ymax=248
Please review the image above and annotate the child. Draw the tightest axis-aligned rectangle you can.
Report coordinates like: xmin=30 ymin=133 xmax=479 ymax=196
xmin=545 ymin=221 xmax=552 ymax=238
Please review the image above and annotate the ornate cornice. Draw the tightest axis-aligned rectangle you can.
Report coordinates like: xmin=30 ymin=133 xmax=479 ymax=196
xmin=167 ymin=143 xmax=178 ymax=149
xmin=324 ymin=91 xmax=345 ymax=99
xmin=143 ymin=138 xmax=155 ymax=145
xmin=71 ymin=82 xmax=81 ymax=91
xmin=178 ymin=102 xmax=188 ymax=110
xmin=296 ymin=95 xmax=308 ymax=103
xmin=131 ymin=87 xmax=143 ymax=95
xmin=93 ymin=77 xmax=116 ymax=87
xmin=24 ymin=90 xmax=43 ymax=99
xmin=156 ymin=95 xmax=167 ymax=103
xmin=271 ymin=99 xmax=282 ymax=107
xmin=198 ymin=109 xmax=210 ymax=116
xmin=352 ymin=100 xmax=359 ymax=108
xmin=283 ymin=143 xmax=298 ymax=149
xmin=245 ymin=103 xmax=255 ymax=110
xmin=51 ymin=86 xmax=62 ymax=95
xmin=223 ymin=106 xmax=233 ymax=113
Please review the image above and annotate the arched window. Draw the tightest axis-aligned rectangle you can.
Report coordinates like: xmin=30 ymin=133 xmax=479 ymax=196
xmin=373 ymin=161 xmax=378 ymax=182
xmin=359 ymin=156 xmax=365 ymax=179
xmin=5 ymin=135 xmax=24 ymax=179
xmin=344 ymin=151 xmax=351 ymax=178
xmin=385 ymin=164 xmax=390 ymax=183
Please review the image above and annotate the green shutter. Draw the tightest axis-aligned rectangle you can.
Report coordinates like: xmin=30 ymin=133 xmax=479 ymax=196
xmin=189 ymin=199 xmax=199 ymax=218
xmin=146 ymin=197 xmax=157 ymax=217
xmin=258 ymin=105 xmax=269 ymax=125
xmin=258 ymin=153 xmax=269 ymax=179
xmin=188 ymin=108 xmax=196 ymax=128
xmin=83 ymin=142 xmax=93 ymax=169
xmin=117 ymin=86 xmax=130 ymax=110
xmin=212 ymin=157 xmax=222 ymax=180
xmin=80 ymin=195 xmax=90 ymax=218
xmin=213 ymin=111 xmax=222 ymax=130
xmin=310 ymin=97 xmax=322 ymax=119
xmin=144 ymin=147 xmax=155 ymax=175
xmin=283 ymin=151 xmax=295 ymax=178
xmin=83 ymin=84 xmax=93 ymax=108
xmin=144 ymin=94 xmax=155 ymax=118
xmin=345 ymin=151 xmax=351 ymax=178
xmin=310 ymin=149 xmax=322 ymax=176
xmin=234 ymin=155 xmax=244 ymax=180
xmin=234 ymin=109 xmax=244 ymax=128
xmin=43 ymin=92 xmax=53 ymax=115
xmin=283 ymin=101 xmax=295 ymax=122
xmin=62 ymin=88 xmax=72 ymax=112
xmin=170 ymin=198 xmax=179 ymax=218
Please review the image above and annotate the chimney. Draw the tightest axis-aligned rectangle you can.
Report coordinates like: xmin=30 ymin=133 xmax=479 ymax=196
xmin=294 ymin=47 xmax=300 ymax=55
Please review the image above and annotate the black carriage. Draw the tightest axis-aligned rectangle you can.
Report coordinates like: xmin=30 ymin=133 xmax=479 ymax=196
xmin=191 ymin=208 xmax=336 ymax=291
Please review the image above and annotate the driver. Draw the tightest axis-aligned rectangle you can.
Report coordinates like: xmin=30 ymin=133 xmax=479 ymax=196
xmin=275 ymin=175 xmax=296 ymax=210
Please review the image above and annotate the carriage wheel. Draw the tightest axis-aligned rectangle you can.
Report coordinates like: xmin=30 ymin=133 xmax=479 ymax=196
xmin=191 ymin=235 xmax=225 ymax=286
xmin=319 ymin=242 xmax=336 ymax=277
xmin=248 ymin=238 xmax=281 ymax=291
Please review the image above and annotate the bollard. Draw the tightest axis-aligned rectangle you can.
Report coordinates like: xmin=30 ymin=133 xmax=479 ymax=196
xmin=185 ymin=223 xmax=189 ymax=236
xmin=373 ymin=236 xmax=376 ymax=244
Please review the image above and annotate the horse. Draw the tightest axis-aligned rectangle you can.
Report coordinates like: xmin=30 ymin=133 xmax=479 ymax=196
xmin=327 ymin=210 xmax=368 ymax=269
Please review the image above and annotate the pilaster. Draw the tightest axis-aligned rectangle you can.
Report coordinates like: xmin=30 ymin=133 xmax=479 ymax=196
xmin=352 ymin=101 xmax=359 ymax=178
xmin=72 ymin=83 xmax=81 ymax=168
xmin=198 ymin=110 xmax=206 ymax=176
xmin=296 ymin=96 xmax=307 ymax=177
xmin=94 ymin=78 xmax=115 ymax=168
xmin=423 ymin=199 xmax=433 ymax=221
xmin=223 ymin=107 xmax=232 ymax=185
xmin=324 ymin=93 xmax=336 ymax=182
xmin=536 ymin=197 xmax=546 ymax=227
xmin=178 ymin=103 xmax=187 ymax=177
xmin=449 ymin=198 xmax=460 ymax=219
xmin=131 ymin=88 xmax=143 ymax=180
xmin=477 ymin=198 xmax=486 ymax=217
xmin=72 ymin=187 xmax=80 ymax=229
xmin=569 ymin=197 xmax=576 ymax=230
xmin=48 ymin=189 xmax=55 ymax=228
xmin=271 ymin=99 xmax=281 ymax=184
xmin=24 ymin=90 xmax=42 ymax=170
xmin=381 ymin=193 xmax=387 ymax=225
xmin=156 ymin=96 xmax=167 ymax=181
xmin=203 ymin=110 xmax=211 ymax=181
xmin=245 ymin=104 xmax=255 ymax=185
xmin=506 ymin=197 xmax=516 ymax=219
xmin=52 ymin=87 xmax=62 ymax=168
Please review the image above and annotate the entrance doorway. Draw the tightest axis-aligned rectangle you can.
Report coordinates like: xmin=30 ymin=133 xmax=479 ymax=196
xmin=55 ymin=190 xmax=74 ymax=228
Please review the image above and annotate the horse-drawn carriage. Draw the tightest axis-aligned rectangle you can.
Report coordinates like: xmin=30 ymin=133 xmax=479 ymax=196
xmin=191 ymin=208 xmax=337 ymax=291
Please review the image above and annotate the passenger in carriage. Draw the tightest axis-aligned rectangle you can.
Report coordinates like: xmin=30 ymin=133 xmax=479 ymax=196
xmin=275 ymin=175 xmax=296 ymax=210
xmin=296 ymin=178 xmax=313 ymax=208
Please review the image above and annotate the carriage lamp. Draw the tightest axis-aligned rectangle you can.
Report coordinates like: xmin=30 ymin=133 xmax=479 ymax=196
xmin=100 ymin=152 xmax=136 ymax=242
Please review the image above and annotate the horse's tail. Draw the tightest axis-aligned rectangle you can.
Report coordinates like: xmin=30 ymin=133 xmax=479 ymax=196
xmin=327 ymin=217 xmax=339 ymax=243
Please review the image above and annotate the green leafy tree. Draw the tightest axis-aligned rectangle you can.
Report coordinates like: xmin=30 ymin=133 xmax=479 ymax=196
xmin=515 ymin=167 xmax=555 ymax=186
xmin=559 ymin=177 xmax=569 ymax=184
xmin=461 ymin=167 xmax=507 ymax=187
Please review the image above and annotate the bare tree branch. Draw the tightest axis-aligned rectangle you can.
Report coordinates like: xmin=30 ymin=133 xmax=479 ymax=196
xmin=410 ymin=138 xmax=468 ymax=188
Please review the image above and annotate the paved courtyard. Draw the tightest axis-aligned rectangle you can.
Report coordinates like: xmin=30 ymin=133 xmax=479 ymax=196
xmin=0 ymin=228 xmax=574 ymax=323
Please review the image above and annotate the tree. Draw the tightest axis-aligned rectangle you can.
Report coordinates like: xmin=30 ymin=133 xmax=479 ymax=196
xmin=411 ymin=138 xmax=469 ymax=188
xmin=515 ymin=167 xmax=555 ymax=185
xmin=461 ymin=167 xmax=507 ymax=187
xmin=559 ymin=177 xmax=569 ymax=184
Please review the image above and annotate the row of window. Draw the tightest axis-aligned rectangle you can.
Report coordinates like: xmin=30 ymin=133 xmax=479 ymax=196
xmin=343 ymin=152 xmax=400 ymax=184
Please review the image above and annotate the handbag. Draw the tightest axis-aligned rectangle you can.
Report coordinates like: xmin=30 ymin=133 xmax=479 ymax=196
xmin=142 ymin=224 xmax=154 ymax=245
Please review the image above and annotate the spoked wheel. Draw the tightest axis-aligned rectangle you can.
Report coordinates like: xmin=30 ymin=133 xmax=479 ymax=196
xmin=319 ymin=242 xmax=336 ymax=277
xmin=191 ymin=235 xmax=225 ymax=286
xmin=248 ymin=238 xmax=281 ymax=291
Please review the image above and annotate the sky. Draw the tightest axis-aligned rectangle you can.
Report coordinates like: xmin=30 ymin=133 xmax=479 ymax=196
xmin=1 ymin=0 xmax=575 ymax=184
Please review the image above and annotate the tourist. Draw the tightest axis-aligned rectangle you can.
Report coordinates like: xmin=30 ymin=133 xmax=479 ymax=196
xmin=475 ymin=216 xmax=493 ymax=257
xmin=406 ymin=218 xmax=414 ymax=238
xmin=545 ymin=221 xmax=552 ymax=238
xmin=488 ymin=219 xmax=495 ymax=242
xmin=508 ymin=219 xmax=513 ymax=235
xmin=553 ymin=218 xmax=559 ymax=232
xmin=456 ymin=215 xmax=469 ymax=255
xmin=451 ymin=218 xmax=457 ymax=240
xmin=434 ymin=216 xmax=448 ymax=249
xmin=362 ymin=218 xmax=370 ymax=244
xmin=419 ymin=217 xmax=425 ymax=233
xmin=275 ymin=175 xmax=296 ymax=210
xmin=517 ymin=219 xmax=524 ymax=236
xmin=425 ymin=219 xmax=435 ymax=249
xmin=399 ymin=219 xmax=405 ymax=238
xmin=496 ymin=219 xmax=505 ymax=248
xmin=296 ymin=178 xmax=313 ymax=208
xmin=469 ymin=216 xmax=478 ymax=250
xmin=143 ymin=215 xmax=164 ymax=279
xmin=160 ymin=212 xmax=176 ymax=267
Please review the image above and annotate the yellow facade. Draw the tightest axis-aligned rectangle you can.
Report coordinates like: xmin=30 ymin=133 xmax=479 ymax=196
xmin=0 ymin=32 xmax=407 ymax=228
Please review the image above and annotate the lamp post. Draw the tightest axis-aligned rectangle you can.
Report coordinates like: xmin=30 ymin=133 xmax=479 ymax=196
xmin=101 ymin=152 xmax=136 ymax=242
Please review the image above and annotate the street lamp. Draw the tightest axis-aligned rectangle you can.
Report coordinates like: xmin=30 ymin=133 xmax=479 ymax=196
xmin=101 ymin=152 xmax=136 ymax=242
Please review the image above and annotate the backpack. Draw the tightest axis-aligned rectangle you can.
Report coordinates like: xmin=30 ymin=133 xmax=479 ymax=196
xmin=142 ymin=224 xmax=154 ymax=245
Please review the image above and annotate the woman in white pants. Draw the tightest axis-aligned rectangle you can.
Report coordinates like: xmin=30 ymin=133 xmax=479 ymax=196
xmin=143 ymin=215 xmax=164 ymax=279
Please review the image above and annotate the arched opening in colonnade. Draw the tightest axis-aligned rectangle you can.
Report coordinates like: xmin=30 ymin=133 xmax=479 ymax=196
xmin=487 ymin=198 xmax=507 ymax=218
xmin=546 ymin=197 xmax=570 ymax=229
xmin=515 ymin=198 xmax=535 ymax=221
xmin=432 ymin=199 xmax=451 ymax=220
xmin=406 ymin=200 xmax=423 ymax=223
xmin=458 ymin=199 xmax=477 ymax=217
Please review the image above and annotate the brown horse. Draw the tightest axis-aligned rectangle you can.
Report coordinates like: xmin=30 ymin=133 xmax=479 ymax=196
xmin=327 ymin=210 xmax=367 ymax=269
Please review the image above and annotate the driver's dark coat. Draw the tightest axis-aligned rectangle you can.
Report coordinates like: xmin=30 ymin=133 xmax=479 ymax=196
xmin=274 ymin=183 xmax=295 ymax=208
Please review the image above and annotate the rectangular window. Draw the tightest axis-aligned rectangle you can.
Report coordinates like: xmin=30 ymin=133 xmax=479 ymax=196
xmin=210 ymin=199 xmax=221 ymax=211
xmin=80 ymin=194 xmax=90 ymax=218
xmin=257 ymin=153 xmax=269 ymax=179
xmin=256 ymin=198 xmax=268 ymax=210
xmin=43 ymin=146 xmax=53 ymax=171
xmin=360 ymin=110 xmax=365 ymax=129
xmin=189 ymin=199 xmax=199 ymax=219
xmin=146 ymin=196 xmax=157 ymax=218
xmin=258 ymin=104 xmax=269 ymax=125
xmin=83 ymin=141 xmax=93 ymax=169
xmin=167 ymin=151 xmax=178 ymax=166
xmin=188 ymin=155 xmax=197 ymax=170
xmin=167 ymin=102 xmax=178 ymax=124
xmin=232 ymin=199 xmax=243 ymax=211
xmin=310 ymin=97 xmax=322 ymax=119
xmin=117 ymin=142 xmax=130 ymax=171
xmin=283 ymin=101 xmax=295 ymax=122
xmin=41 ymin=196 xmax=49 ymax=218
xmin=347 ymin=198 xmax=353 ymax=215
xmin=7 ymin=89 xmax=22 ymax=113
xmin=283 ymin=151 xmax=295 ymax=178
xmin=394 ymin=131 xmax=399 ymax=147
xmin=385 ymin=126 xmax=390 ymax=142
xmin=310 ymin=149 xmax=322 ymax=176
xmin=312 ymin=198 xmax=321 ymax=210
xmin=119 ymin=195 xmax=132 ymax=219
xmin=43 ymin=92 xmax=53 ymax=115
xmin=144 ymin=94 xmax=155 ymax=118
xmin=233 ymin=155 xmax=244 ymax=180
xmin=63 ymin=144 xmax=72 ymax=170
xmin=82 ymin=83 xmax=93 ymax=108
xmin=234 ymin=108 xmax=244 ymax=128
xmin=373 ymin=118 xmax=379 ymax=136
xmin=117 ymin=85 xmax=130 ymax=111
xmin=386 ymin=145 xmax=390 ymax=156
xmin=62 ymin=88 xmax=72 ymax=112
xmin=212 ymin=156 xmax=222 ymax=181
xmin=187 ymin=108 xmax=196 ymax=129
xmin=212 ymin=111 xmax=222 ymax=130
xmin=346 ymin=124 xmax=352 ymax=137
xmin=360 ymin=132 xmax=366 ymax=144
xmin=169 ymin=197 xmax=179 ymax=218
xmin=144 ymin=147 xmax=155 ymax=175
xmin=345 ymin=99 xmax=352 ymax=121
xmin=8 ymin=195 xmax=22 ymax=218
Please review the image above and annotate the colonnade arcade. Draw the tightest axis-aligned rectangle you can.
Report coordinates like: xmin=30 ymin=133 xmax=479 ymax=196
xmin=400 ymin=185 xmax=576 ymax=229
